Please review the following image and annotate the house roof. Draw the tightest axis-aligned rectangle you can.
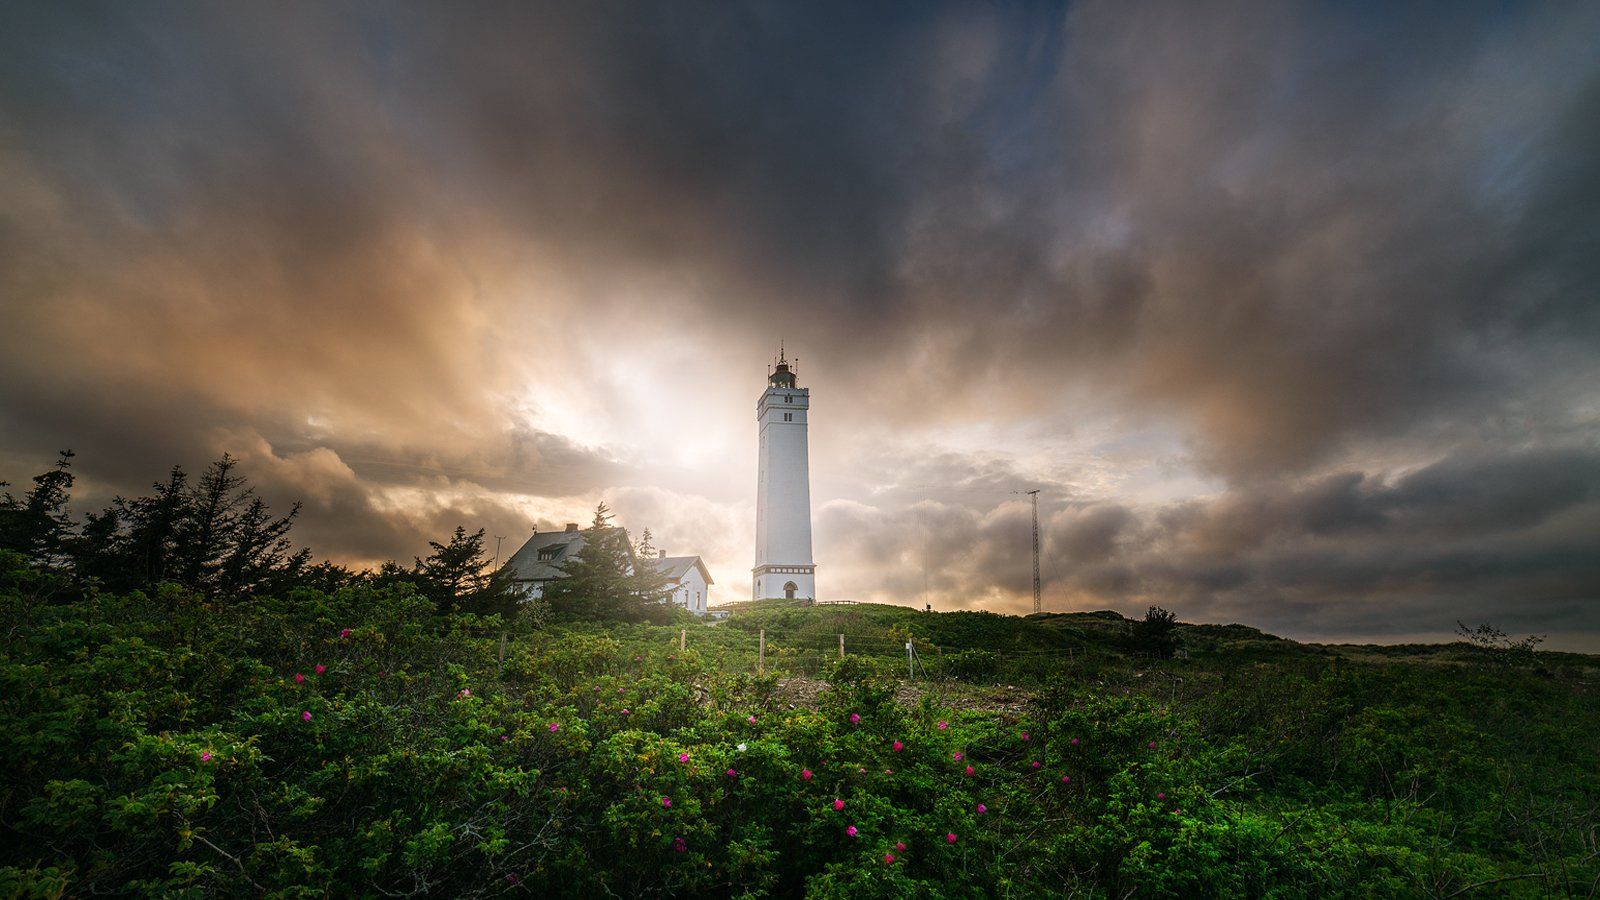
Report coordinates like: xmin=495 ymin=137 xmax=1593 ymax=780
xmin=504 ymin=526 xmax=630 ymax=582
xmin=646 ymin=555 xmax=714 ymax=586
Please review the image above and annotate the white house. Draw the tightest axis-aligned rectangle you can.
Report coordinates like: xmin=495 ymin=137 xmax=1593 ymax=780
xmin=503 ymin=524 xmax=715 ymax=615
xmin=647 ymin=552 xmax=715 ymax=615
xmin=502 ymin=522 xmax=634 ymax=599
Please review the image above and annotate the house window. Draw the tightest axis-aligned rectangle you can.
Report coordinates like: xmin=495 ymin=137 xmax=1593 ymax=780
xmin=785 ymin=395 xmax=792 ymax=402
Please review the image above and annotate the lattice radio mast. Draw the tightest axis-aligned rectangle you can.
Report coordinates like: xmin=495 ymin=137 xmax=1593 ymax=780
xmin=1014 ymin=489 xmax=1041 ymax=614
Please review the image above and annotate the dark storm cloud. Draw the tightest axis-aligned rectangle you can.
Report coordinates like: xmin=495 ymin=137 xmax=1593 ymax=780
xmin=828 ymin=446 xmax=1600 ymax=643
xmin=1 ymin=1 xmax=1597 ymax=640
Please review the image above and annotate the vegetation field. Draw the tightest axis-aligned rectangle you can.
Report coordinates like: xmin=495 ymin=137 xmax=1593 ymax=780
xmin=2 ymin=456 xmax=1598 ymax=896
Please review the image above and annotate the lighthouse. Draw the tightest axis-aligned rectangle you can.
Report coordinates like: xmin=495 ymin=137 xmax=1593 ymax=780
xmin=753 ymin=347 xmax=816 ymax=601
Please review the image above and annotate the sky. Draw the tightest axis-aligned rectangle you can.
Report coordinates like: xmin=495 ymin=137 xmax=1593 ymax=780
xmin=2 ymin=1 xmax=1598 ymax=648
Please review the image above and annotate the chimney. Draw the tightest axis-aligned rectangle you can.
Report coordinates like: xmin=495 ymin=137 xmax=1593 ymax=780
xmin=659 ymin=550 xmax=666 ymax=558
xmin=564 ymin=523 xmax=579 ymax=533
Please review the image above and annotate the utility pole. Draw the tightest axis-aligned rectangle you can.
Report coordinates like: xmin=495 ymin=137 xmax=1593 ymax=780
xmin=493 ymin=535 xmax=506 ymax=570
xmin=1014 ymin=490 xmax=1041 ymax=614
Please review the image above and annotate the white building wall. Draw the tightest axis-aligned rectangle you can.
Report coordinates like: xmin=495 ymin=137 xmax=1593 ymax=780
xmin=754 ymin=380 xmax=816 ymax=600
xmin=670 ymin=567 xmax=710 ymax=614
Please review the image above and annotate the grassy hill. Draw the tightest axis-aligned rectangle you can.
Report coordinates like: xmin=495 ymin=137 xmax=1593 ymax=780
xmin=4 ymin=560 xmax=1598 ymax=897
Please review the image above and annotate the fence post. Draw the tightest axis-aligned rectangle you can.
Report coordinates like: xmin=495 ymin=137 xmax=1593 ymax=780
xmin=839 ymin=633 xmax=845 ymax=659
xmin=680 ymin=628 xmax=686 ymax=652
xmin=758 ymin=629 xmax=766 ymax=674
xmin=498 ymin=631 xmax=507 ymax=666
xmin=906 ymin=642 xmax=914 ymax=679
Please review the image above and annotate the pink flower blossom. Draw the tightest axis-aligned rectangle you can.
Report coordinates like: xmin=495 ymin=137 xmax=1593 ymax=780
xmin=883 ymin=768 xmax=893 ymax=775
xmin=846 ymin=825 xmax=858 ymax=837
xmin=293 ymin=673 xmax=304 ymax=684
xmin=833 ymin=799 xmax=845 ymax=811
xmin=678 ymin=752 xmax=690 ymax=763
xmin=849 ymin=713 xmax=861 ymax=724
xmin=458 ymin=688 xmax=472 ymax=699
xmin=200 ymin=751 xmax=212 ymax=762
xmin=505 ymin=874 xmax=520 ymax=884
xmin=339 ymin=628 xmax=351 ymax=638
xmin=315 ymin=664 xmax=326 ymax=675
xmin=1031 ymin=761 xmax=1041 ymax=770
xmin=661 ymin=796 xmax=672 ymax=808
xmin=500 ymin=735 xmax=509 ymax=742
xmin=748 ymin=715 xmax=757 ymax=723
xmin=1021 ymin=732 xmax=1030 ymax=741
xmin=895 ymin=841 xmax=906 ymax=851
xmin=946 ymin=832 xmax=958 ymax=844
xmin=672 ymin=836 xmax=687 ymax=853
xmin=547 ymin=722 xmax=559 ymax=732
xmin=1148 ymin=740 xmax=1157 ymax=749
xmin=1060 ymin=775 xmax=1071 ymax=783
xmin=964 ymin=766 xmax=974 ymax=777
xmin=976 ymin=803 xmax=987 ymax=814
xmin=726 ymin=768 xmax=737 ymax=778
xmin=621 ymin=708 xmax=631 ymax=715
xmin=801 ymin=768 xmax=813 ymax=781
xmin=301 ymin=711 xmax=312 ymax=721
xmin=1071 ymin=737 xmax=1080 ymax=745
xmin=1156 ymin=792 xmax=1166 ymax=800
xmin=884 ymin=852 xmax=895 ymax=864
xmin=892 ymin=740 xmax=904 ymax=752
xmin=953 ymin=752 xmax=963 ymax=761
xmin=938 ymin=720 xmax=948 ymax=730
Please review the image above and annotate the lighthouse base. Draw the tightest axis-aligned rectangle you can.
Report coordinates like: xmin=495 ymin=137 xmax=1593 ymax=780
xmin=752 ymin=565 xmax=816 ymax=602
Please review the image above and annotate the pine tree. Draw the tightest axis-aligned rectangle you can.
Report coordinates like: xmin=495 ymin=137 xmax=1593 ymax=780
xmin=415 ymin=526 xmax=518 ymax=617
xmin=541 ymin=504 xmax=675 ymax=622
xmin=0 ymin=450 xmax=78 ymax=568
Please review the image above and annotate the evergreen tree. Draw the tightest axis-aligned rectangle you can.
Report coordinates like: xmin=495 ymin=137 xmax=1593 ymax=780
xmin=1130 ymin=606 xmax=1180 ymax=659
xmin=542 ymin=504 xmax=675 ymax=623
xmin=0 ymin=450 xmax=78 ymax=568
xmin=415 ymin=526 xmax=518 ymax=617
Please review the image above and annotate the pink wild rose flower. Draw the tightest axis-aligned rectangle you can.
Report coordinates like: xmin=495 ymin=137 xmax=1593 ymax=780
xmin=946 ymin=832 xmax=958 ymax=844
xmin=976 ymin=803 xmax=987 ymax=814
xmin=314 ymin=664 xmax=326 ymax=675
xmin=801 ymin=768 xmax=813 ymax=781
xmin=833 ymin=799 xmax=844 ymax=811
xmin=885 ymin=853 xmax=895 ymax=864
xmin=892 ymin=740 xmax=904 ymax=752
xmin=850 ymin=713 xmax=861 ymax=724
xmin=200 ymin=751 xmax=212 ymax=762
xmin=293 ymin=673 xmax=305 ymax=684
xmin=846 ymin=825 xmax=858 ymax=837
xmin=339 ymin=628 xmax=351 ymax=638
xmin=661 ymin=796 xmax=672 ymax=808
xmin=301 ymin=711 xmax=312 ymax=721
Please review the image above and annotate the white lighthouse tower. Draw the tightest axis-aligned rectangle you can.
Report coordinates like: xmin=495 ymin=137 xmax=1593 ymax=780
xmin=753 ymin=347 xmax=816 ymax=601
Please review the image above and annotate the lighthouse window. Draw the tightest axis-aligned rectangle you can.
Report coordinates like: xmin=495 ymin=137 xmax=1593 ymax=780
xmin=785 ymin=395 xmax=792 ymax=402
